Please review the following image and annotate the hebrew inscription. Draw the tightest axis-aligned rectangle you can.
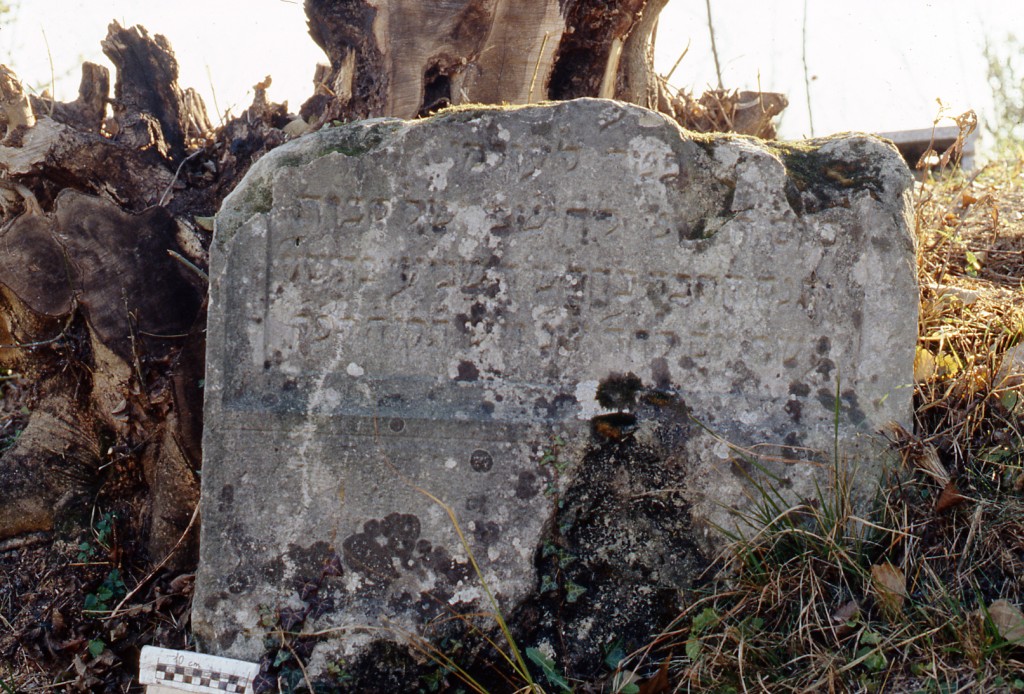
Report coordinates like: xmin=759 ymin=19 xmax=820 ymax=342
xmin=195 ymin=100 xmax=917 ymax=673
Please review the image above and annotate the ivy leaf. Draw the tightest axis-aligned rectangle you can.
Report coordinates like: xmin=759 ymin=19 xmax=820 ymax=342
xmin=526 ymin=647 xmax=571 ymax=692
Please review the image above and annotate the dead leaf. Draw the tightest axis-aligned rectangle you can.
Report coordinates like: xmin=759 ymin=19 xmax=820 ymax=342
xmin=989 ymin=600 xmax=1024 ymax=643
xmin=914 ymin=444 xmax=949 ymax=485
xmin=829 ymin=600 xmax=861 ymax=637
xmin=914 ymin=346 xmax=936 ymax=383
xmin=638 ymin=655 xmax=670 ymax=694
xmin=831 ymin=599 xmax=861 ymax=625
xmin=871 ymin=563 xmax=906 ymax=619
xmin=935 ymin=480 xmax=968 ymax=513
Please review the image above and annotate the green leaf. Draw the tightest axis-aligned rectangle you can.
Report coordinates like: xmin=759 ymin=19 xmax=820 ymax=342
xmin=273 ymin=649 xmax=292 ymax=667
xmin=84 ymin=593 xmax=100 ymax=610
xmin=1002 ymin=390 xmax=1020 ymax=413
xmin=565 ymin=581 xmax=587 ymax=603
xmin=860 ymin=630 xmax=881 ymax=646
xmin=526 ymin=647 xmax=571 ymax=692
xmin=87 ymin=639 xmax=105 ymax=658
xmin=603 ymin=638 xmax=626 ymax=669
xmin=690 ymin=607 xmax=719 ymax=634
xmin=685 ymin=637 xmax=701 ymax=662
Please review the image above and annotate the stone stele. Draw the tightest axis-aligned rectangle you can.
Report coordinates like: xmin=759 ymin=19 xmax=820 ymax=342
xmin=193 ymin=99 xmax=917 ymax=677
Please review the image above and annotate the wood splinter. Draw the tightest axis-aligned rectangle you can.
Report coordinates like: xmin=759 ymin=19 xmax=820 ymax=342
xmin=0 ymin=65 xmax=35 ymax=134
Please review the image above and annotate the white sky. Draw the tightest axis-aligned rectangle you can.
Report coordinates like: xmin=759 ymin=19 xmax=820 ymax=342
xmin=0 ymin=1 xmax=1020 ymax=146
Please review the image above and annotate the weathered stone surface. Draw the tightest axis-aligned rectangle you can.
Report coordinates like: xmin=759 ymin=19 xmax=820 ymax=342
xmin=193 ymin=99 xmax=916 ymax=682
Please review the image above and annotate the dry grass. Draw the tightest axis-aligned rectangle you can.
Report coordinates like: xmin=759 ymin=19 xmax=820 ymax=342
xmin=626 ymin=129 xmax=1024 ymax=693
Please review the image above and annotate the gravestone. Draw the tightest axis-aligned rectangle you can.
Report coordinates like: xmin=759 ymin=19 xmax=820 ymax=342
xmin=193 ymin=99 xmax=916 ymax=681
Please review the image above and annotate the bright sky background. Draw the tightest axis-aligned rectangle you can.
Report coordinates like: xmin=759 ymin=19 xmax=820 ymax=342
xmin=0 ymin=1 xmax=1020 ymax=149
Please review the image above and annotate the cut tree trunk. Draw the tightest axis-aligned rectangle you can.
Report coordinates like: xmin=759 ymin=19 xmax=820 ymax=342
xmin=303 ymin=0 xmax=673 ymax=125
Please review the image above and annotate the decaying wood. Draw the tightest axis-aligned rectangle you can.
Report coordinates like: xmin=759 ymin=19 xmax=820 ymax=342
xmin=0 ymin=64 xmax=34 ymax=133
xmin=101 ymin=22 xmax=196 ymax=160
xmin=669 ymin=89 xmax=790 ymax=139
xmin=30 ymin=62 xmax=110 ymax=134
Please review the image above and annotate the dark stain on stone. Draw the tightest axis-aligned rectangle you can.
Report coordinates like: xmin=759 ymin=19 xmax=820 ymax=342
xmin=455 ymin=302 xmax=489 ymax=334
xmin=516 ymin=470 xmax=540 ymax=499
xmin=226 ymin=570 xmax=253 ymax=595
xmin=218 ymin=484 xmax=234 ymax=512
xmin=343 ymin=531 xmax=397 ymax=583
xmin=596 ymin=372 xmax=643 ymax=409
xmin=784 ymin=399 xmax=802 ymax=423
xmin=389 ymin=417 xmax=405 ymax=432
xmin=728 ymin=360 xmax=760 ymax=395
xmin=816 ymin=358 xmax=835 ymax=379
xmin=635 ymin=330 xmax=649 ymax=340
xmin=679 ymin=355 xmax=696 ymax=370
xmin=455 ymin=360 xmax=479 ymax=381
xmin=470 ymin=449 xmax=493 ymax=472
xmin=841 ymin=389 xmax=867 ymax=425
xmin=378 ymin=393 xmax=405 ymax=409
xmin=343 ymin=513 xmax=418 ymax=584
xmin=534 ymin=393 xmax=576 ymax=420
xmin=591 ymin=412 xmax=638 ymax=441
xmin=419 ymin=544 xmax=471 ymax=584
xmin=473 ymin=520 xmax=501 ymax=546
xmin=816 ymin=336 xmax=831 ymax=355
xmin=465 ymin=494 xmax=487 ymax=513
xmin=509 ymin=380 xmax=705 ymax=680
xmin=286 ymin=541 xmax=339 ymax=584
xmin=783 ymin=356 xmax=798 ymax=369
xmin=781 ymin=431 xmax=805 ymax=460
xmin=816 ymin=388 xmax=867 ymax=425
xmin=789 ymin=381 xmax=810 ymax=397
xmin=650 ymin=357 xmax=671 ymax=388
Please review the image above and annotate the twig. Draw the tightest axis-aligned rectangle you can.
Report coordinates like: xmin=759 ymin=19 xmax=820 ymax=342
xmin=283 ymin=637 xmax=314 ymax=692
xmin=158 ymin=147 xmax=204 ymax=207
xmin=106 ymin=500 xmax=200 ymax=619
xmin=704 ymin=0 xmax=724 ymax=91
xmin=528 ymin=32 xmax=550 ymax=104
xmin=41 ymin=28 xmax=55 ymax=117
xmin=801 ymin=0 xmax=815 ymax=136
xmin=0 ymin=309 xmax=75 ymax=349
xmin=167 ymin=249 xmax=209 ymax=283
xmin=662 ymin=39 xmax=691 ymax=83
